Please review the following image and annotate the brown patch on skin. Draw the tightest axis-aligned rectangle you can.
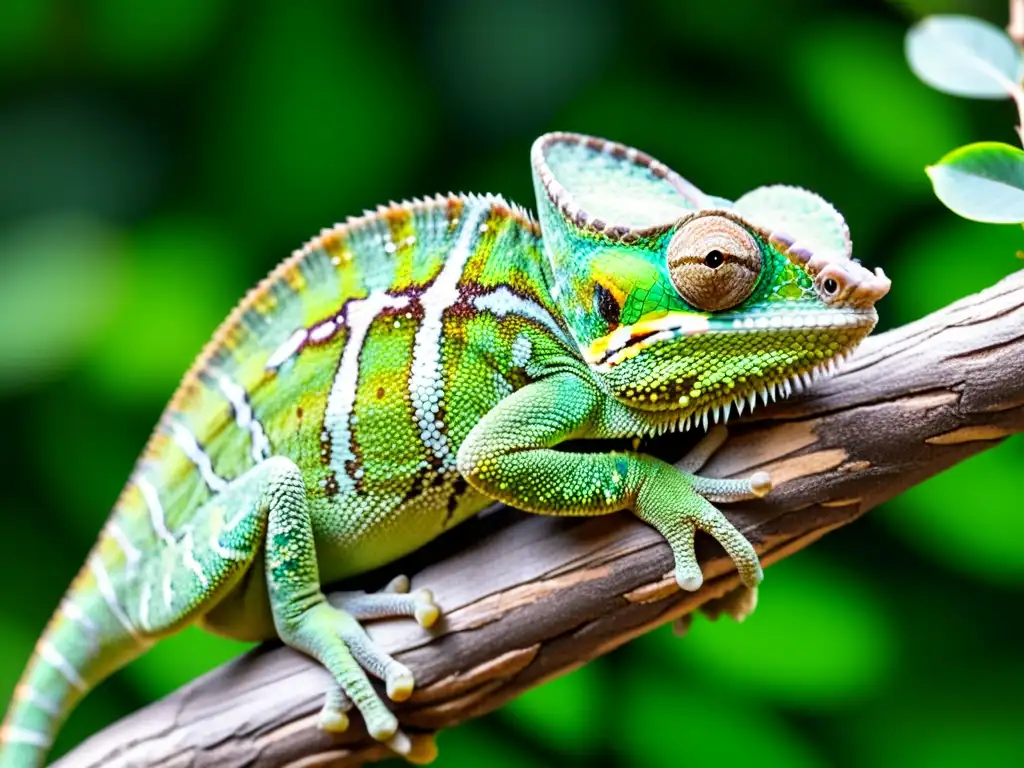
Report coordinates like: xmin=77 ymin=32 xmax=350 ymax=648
xmin=382 ymin=205 xmax=412 ymax=249
xmin=323 ymin=474 xmax=339 ymax=497
xmin=296 ymin=406 xmax=303 ymax=421
xmin=376 ymin=387 xmax=385 ymax=400
xmin=925 ymin=424 xmax=1011 ymax=444
xmin=446 ymin=197 xmax=465 ymax=234
xmin=280 ymin=262 xmax=306 ymax=294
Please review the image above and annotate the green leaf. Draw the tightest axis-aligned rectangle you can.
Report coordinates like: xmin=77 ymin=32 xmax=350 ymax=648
xmin=926 ymin=141 xmax=1024 ymax=222
xmin=906 ymin=15 xmax=1022 ymax=99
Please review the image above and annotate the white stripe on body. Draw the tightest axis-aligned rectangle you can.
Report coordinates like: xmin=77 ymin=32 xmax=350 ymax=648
xmin=266 ymin=328 xmax=307 ymax=371
xmin=181 ymin=530 xmax=210 ymax=588
xmin=105 ymin=522 xmax=142 ymax=570
xmin=88 ymin=556 xmax=142 ymax=642
xmin=324 ymin=292 xmax=410 ymax=494
xmin=13 ymin=684 xmax=61 ymax=718
xmin=217 ymin=374 xmax=271 ymax=463
xmin=170 ymin=422 xmax=228 ymax=493
xmin=472 ymin=286 xmax=573 ymax=346
xmin=139 ymin=581 xmax=152 ymax=632
xmin=136 ymin=476 xmax=175 ymax=547
xmin=38 ymin=640 xmax=86 ymax=693
xmin=162 ymin=572 xmax=174 ymax=610
xmin=61 ymin=599 xmax=98 ymax=636
xmin=0 ymin=724 xmax=51 ymax=748
xmin=408 ymin=199 xmax=492 ymax=469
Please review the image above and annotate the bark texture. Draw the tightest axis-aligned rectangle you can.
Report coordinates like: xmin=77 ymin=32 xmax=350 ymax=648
xmin=56 ymin=271 xmax=1024 ymax=768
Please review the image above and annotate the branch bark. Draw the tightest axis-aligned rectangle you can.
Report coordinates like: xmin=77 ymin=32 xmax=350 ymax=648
xmin=57 ymin=271 xmax=1024 ymax=768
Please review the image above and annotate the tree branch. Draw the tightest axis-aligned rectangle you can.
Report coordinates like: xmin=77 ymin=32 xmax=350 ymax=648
xmin=57 ymin=271 xmax=1024 ymax=768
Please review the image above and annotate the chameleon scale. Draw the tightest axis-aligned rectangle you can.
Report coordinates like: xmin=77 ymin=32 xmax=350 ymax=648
xmin=0 ymin=133 xmax=889 ymax=767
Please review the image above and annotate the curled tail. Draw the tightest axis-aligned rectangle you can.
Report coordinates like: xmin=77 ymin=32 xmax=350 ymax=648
xmin=0 ymin=557 xmax=150 ymax=767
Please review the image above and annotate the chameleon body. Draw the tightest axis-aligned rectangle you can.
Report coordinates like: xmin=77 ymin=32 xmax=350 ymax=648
xmin=0 ymin=132 xmax=889 ymax=766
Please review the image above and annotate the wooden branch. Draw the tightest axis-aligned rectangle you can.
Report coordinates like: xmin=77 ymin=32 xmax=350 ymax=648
xmin=57 ymin=271 xmax=1024 ymax=768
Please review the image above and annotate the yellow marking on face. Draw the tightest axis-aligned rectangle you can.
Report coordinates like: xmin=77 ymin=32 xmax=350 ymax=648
xmin=584 ymin=311 xmax=710 ymax=364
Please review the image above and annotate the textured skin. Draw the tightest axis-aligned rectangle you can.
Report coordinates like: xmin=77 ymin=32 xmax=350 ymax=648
xmin=0 ymin=133 xmax=890 ymax=766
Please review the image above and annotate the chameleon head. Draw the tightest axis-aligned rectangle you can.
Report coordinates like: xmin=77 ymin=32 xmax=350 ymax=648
xmin=531 ymin=132 xmax=891 ymax=427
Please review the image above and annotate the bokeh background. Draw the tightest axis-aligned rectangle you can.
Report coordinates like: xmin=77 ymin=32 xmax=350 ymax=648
xmin=1 ymin=0 xmax=1023 ymax=765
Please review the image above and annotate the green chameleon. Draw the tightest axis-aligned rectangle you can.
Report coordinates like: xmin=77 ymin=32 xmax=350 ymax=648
xmin=0 ymin=132 xmax=889 ymax=766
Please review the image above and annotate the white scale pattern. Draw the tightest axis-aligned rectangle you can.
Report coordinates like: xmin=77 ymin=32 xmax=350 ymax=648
xmin=407 ymin=198 xmax=491 ymax=470
xmin=217 ymin=374 xmax=272 ymax=464
xmin=170 ymin=422 xmax=228 ymax=493
xmin=325 ymin=292 xmax=411 ymax=494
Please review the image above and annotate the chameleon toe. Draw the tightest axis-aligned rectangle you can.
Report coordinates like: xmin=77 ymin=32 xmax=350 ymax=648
xmin=406 ymin=732 xmax=440 ymax=765
xmin=317 ymin=707 xmax=350 ymax=733
xmin=367 ymin=711 xmax=400 ymax=743
xmin=386 ymin=666 xmax=416 ymax=701
xmin=383 ymin=575 xmax=411 ymax=594
xmin=413 ymin=590 xmax=440 ymax=628
xmin=749 ymin=471 xmax=772 ymax=497
xmin=386 ymin=730 xmax=412 ymax=757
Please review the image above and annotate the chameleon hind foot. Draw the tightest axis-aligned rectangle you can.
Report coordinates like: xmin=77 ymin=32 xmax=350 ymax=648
xmin=328 ymin=575 xmax=441 ymax=629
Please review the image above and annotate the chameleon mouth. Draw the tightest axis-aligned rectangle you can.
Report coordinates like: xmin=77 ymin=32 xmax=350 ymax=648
xmin=653 ymin=350 xmax=854 ymax=435
xmin=586 ymin=308 xmax=877 ymax=370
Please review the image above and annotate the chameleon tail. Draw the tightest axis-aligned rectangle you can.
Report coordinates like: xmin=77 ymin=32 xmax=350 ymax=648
xmin=0 ymin=560 xmax=150 ymax=767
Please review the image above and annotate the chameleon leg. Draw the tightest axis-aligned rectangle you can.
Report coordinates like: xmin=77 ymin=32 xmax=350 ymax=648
xmin=258 ymin=458 xmax=413 ymax=747
xmin=677 ymin=427 xmax=768 ymax=618
xmin=457 ymin=373 xmax=764 ymax=594
xmin=138 ymin=457 xmax=415 ymax=750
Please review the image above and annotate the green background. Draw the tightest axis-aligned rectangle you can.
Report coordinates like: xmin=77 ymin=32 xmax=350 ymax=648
xmin=1 ymin=0 xmax=1023 ymax=765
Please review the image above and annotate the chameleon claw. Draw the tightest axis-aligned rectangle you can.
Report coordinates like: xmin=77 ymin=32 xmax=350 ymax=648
xmin=317 ymin=683 xmax=353 ymax=733
xmin=386 ymin=664 xmax=416 ymax=701
xmin=676 ymin=569 xmax=703 ymax=592
xmin=383 ymin=574 xmax=411 ymax=594
xmin=406 ymin=732 xmax=439 ymax=765
xmin=749 ymin=471 xmax=772 ymax=498
xmin=317 ymin=706 xmax=350 ymax=733
xmin=413 ymin=589 xmax=440 ymax=628
xmin=386 ymin=730 xmax=413 ymax=757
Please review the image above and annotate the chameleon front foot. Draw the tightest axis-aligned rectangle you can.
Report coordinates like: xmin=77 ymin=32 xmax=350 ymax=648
xmin=635 ymin=428 xmax=771 ymax=594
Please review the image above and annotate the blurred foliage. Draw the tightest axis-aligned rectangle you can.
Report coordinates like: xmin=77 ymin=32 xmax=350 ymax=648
xmin=0 ymin=0 xmax=1022 ymax=765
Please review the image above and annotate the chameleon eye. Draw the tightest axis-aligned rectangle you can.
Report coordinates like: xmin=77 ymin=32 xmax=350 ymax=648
xmin=667 ymin=215 xmax=762 ymax=311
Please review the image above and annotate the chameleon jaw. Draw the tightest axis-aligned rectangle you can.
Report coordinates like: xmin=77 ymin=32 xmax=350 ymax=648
xmin=585 ymin=308 xmax=878 ymax=371
xmin=637 ymin=348 xmax=858 ymax=437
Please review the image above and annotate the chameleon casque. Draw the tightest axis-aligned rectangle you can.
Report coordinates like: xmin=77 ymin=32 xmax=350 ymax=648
xmin=0 ymin=132 xmax=890 ymax=766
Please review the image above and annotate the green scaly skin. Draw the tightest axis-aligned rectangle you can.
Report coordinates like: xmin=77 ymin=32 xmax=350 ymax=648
xmin=0 ymin=133 xmax=890 ymax=766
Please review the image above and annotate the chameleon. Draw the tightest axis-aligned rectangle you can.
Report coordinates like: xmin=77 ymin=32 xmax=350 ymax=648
xmin=0 ymin=131 xmax=890 ymax=766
